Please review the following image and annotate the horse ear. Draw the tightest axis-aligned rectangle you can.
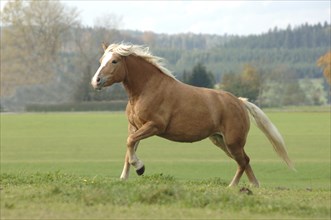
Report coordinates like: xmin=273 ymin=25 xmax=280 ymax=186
xmin=102 ymin=42 xmax=109 ymax=51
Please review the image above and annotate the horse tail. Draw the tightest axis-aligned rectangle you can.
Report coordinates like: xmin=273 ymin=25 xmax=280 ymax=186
xmin=238 ymin=98 xmax=295 ymax=171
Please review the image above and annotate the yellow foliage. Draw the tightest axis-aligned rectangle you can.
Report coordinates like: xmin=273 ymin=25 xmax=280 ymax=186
xmin=317 ymin=51 xmax=331 ymax=85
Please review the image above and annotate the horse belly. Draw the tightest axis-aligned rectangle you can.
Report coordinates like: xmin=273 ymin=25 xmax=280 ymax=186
xmin=158 ymin=132 xmax=210 ymax=143
xmin=159 ymin=113 xmax=217 ymax=143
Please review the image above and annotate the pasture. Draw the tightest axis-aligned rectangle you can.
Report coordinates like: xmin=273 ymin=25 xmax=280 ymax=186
xmin=1 ymin=110 xmax=330 ymax=219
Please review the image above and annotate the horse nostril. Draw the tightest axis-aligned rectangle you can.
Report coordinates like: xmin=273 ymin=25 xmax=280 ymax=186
xmin=96 ymin=77 xmax=101 ymax=84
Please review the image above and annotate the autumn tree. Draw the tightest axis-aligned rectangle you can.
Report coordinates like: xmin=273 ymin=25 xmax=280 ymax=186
xmin=1 ymin=0 xmax=79 ymax=96
xmin=317 ymin=51 xmax=331 ymax=85
xmin=221 ymin=64 xmax=261 ymax=102
xmin=241 ymin=64 xmax=261 ymax=101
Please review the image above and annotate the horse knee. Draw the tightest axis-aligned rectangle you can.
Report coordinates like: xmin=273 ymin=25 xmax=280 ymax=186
xmin=127 ymin=135 xmax=135 ymax=147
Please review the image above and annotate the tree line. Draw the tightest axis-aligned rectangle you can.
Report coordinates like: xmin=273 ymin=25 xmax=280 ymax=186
xmin=224 ymin=22 xmax=330 ymax=49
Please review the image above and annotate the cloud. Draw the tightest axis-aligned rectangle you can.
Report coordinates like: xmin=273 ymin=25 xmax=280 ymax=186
xmin=5 ymin=0 xmax=329 ymax=35
xmin=0 ymin=0 xmax=8 ymax=10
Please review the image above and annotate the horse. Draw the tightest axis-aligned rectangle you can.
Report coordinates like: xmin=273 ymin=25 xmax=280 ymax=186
xmin=91 ymin=43 xmax=294 ymax=187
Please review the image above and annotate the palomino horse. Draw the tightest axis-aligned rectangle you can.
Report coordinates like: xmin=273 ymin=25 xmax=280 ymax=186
xmin=91 ymin=43 xmax=294 ymax=187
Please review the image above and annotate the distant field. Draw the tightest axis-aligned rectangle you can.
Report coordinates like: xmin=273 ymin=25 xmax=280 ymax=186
xmin=1 ymin=110 xmax=330 ymax=219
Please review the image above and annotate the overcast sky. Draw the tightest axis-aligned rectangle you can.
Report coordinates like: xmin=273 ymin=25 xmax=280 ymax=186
xmin=2 ymin=1 xmax=330 ymax=35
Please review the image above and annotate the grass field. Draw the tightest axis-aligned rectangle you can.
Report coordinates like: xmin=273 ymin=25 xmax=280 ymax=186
xmin=1 ymin=110 xmax=330 ymax=219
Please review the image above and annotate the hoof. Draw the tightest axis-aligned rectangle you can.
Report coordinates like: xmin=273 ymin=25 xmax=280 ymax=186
xmin=136 ymin=165 xmax=145 ymax=176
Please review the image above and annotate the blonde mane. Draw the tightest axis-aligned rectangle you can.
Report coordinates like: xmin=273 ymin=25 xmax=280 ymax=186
xmin=105 ymin=43 xmax=176 ymax=80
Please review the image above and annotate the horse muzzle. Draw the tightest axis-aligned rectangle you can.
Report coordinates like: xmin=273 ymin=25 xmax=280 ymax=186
xmin=91 ymin=75 xmax=106 ymax=90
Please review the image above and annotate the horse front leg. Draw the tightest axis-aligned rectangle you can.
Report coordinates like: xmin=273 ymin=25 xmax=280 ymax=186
xmin=120 ymin=141 xmax=140 ymax=180
xmin=126 ymin=121 xmax=159 ymax=176
xmin=120 ymin=124 xmax=138 ymax=180
xmin=127 ymin=141 xmax=145 ymax=176
xmin=120 ymin=151 xmax=130 ymax=180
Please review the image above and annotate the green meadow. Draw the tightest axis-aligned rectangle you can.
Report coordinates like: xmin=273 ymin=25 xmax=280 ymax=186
xmin=1 ymin=110 xmax=330 ymax=219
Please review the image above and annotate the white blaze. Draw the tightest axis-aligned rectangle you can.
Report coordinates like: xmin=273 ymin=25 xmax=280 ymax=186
xmin=91 ymin=52 xmax=113 ymax=88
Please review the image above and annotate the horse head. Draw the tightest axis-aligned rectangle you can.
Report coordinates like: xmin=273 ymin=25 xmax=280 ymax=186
xmin=91 ymin=44 xmax=127 ymax=90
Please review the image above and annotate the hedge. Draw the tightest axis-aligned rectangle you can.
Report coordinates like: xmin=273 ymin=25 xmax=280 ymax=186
xmin=25 ymin=101 xmax=128 ymax=112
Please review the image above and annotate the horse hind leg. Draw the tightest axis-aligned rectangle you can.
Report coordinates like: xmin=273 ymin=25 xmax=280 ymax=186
xmin=209 ymin=133 xmax=259 ymax=187
xmin=245 ymin=163 xmax=259 ymax=187
xmin=228 ymin=144 xmax=260 ymax=187
xmin=209 ymin=134 xmax=242 ymax=186
xmin=209 ymin=133 xmax=232 ymax=158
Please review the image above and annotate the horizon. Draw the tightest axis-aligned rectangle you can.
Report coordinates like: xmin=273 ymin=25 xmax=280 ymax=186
xmin=113 ymin=21 xmax=329 ymax=36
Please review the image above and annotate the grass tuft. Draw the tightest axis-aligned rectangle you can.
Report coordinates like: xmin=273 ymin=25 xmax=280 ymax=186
xmin=1 ymin=172 xmax=330 ymax=219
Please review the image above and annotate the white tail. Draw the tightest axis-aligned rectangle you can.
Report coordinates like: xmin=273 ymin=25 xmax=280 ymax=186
xmin=239 ymin=98 xmax=295 ymax=170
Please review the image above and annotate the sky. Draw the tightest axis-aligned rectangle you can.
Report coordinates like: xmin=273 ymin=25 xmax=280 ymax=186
xmin=1 ymin=1 xmax=330 ymax=35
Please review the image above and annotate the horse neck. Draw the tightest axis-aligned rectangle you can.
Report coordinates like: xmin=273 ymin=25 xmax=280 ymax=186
xmin=123 ymin=55 xmax=169 ymax=102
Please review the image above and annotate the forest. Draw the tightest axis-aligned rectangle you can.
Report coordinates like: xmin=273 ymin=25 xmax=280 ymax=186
xmin=1 ymin=1 xmax=330 ymax=111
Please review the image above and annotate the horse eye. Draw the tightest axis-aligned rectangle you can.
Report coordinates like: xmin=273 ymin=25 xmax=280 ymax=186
xmin=112 ymin=60 xmax=118 ymax=64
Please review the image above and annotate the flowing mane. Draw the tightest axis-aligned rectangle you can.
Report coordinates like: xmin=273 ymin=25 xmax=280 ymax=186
xmin=105 ymin=43 xmax=176 ymax=80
